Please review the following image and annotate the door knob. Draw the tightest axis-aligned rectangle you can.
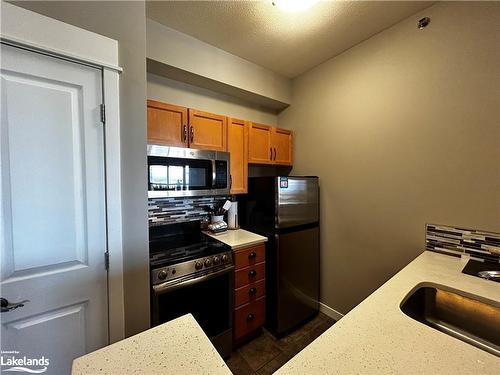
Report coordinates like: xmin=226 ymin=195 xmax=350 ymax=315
xmin=1 ymin=297 xmax=29 ymax=313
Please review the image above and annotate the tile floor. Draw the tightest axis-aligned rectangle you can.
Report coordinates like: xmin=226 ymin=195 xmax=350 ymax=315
xmin=226 ymin=313 xmax=336 ymax=375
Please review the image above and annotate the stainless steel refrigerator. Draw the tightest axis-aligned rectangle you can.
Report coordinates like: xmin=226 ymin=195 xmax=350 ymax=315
xmin=239 ymin=176 xmax=319 ymax=336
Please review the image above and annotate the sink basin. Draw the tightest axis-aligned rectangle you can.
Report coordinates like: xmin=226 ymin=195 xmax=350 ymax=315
xmin=400 ymin=284 xmax=500 ymax=357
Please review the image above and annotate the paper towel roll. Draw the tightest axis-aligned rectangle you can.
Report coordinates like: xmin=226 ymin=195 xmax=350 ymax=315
xmin=228 ymin=201 xmax=238 ymax=229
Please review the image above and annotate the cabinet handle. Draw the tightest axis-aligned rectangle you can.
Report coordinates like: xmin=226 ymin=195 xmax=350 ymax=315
xmin=273 ymin=147 xmax=277 ymax=161
xmin=270 ymin=147 xmax=272 ymax=160
xmin=183 ymin=125 xmax=187 ymax=143
xmin=190 ymin=126 xmax=194 ymax=143
xmin=248 ymin=270 xmax=257 ymax=278
xmin=246 ymin=313 xmax=255 ymax=321
xmin=249 ymin=287 xmax=257 ymax=296
xmin=248 ymin=252 xmax=257 ymax=259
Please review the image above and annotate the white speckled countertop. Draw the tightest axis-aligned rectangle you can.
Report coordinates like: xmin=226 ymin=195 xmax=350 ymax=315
xmin=71 ymin=314 xmax=231 ymax=375
xmin=204 ymin=229 xmax=267 ymax=250
xmin=276 ymin=251 xmax=500 ymax=375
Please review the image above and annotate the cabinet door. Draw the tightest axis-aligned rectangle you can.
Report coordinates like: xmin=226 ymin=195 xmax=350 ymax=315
xmin=228 ymin=118 xmax=248 ymax=194
xmin=147 ymin=100 xmax=187 ymax=147
xmin=248 ymin=122 xmax=273 ymax=164
xmin=188 ymin=109 xmax=227 ymax=151
xmin=272 ymin=127 xmax=293 ymax=166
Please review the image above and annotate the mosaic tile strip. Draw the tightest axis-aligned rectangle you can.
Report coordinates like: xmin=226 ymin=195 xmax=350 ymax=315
xmin=426 ymin=224 xmax=500 ymax=262
xmin=148 ymin=196 xmax=231 ymax=226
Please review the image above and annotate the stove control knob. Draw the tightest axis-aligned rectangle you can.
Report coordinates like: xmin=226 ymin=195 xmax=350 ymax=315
xmin=221 ymin=254 xmax=229 ymax=263
xmin=195 ymin=261 xmax=203 ymax=270
xmin=157 ymin=270 xmax=168 ymax=280
xmin=204 ymin=258 xmax=212 ymax=267
xmin=213 ymin=256 xmax=221 ymax=265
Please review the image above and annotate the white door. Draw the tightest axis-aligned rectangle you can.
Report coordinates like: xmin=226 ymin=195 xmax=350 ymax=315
xmin=1 ymin=43 xmax=108 ymax=374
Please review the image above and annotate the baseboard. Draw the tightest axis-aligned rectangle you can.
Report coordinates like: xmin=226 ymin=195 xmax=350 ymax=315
xmin=319 ymin=302 xmax=344 ymax=321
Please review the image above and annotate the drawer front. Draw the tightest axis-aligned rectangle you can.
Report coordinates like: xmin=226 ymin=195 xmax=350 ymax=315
xmin=235 ymin=262 xmax=265 ymax=289
xmin=234 ymin=244 xmax=265 ymax=270
xmin=234 ymin=296 xmax=265 ymax=340
xmin=235 ymin=278 xmax=266 ymax=307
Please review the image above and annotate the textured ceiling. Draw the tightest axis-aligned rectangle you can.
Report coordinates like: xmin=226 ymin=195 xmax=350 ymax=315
xmin=146 ymin=1 xmax=433 ymax=78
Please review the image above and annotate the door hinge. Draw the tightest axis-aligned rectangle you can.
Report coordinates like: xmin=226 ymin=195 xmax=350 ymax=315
xmin=104 ymin=251 xmax=110 ymax=270
xmin=100 ymin=103 xmax=106 ymax=124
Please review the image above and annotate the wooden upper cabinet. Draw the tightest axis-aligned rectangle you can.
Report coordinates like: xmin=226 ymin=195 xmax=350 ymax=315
xmin=188 ymin=109 xmax=227 ymax=151
xmin=272 ymin=128 xmax=293 ymax=166
xmin=248 ymin=122 xmax=273 ymax=164
xmin=228 ymin=119 xmax=248 ymax=194
xmin=147 ymin=100 xmax=187 ymax=147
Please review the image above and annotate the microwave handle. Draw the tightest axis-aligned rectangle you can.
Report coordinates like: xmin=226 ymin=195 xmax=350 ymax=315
xmin=211 ymin=159 xmax=216 ymax=187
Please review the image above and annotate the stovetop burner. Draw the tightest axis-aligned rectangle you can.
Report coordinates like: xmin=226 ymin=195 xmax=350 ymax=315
xmin=149 ymin=234 xmax=228 ymax=268
xmin=149 ymin=221 xmax=231 ymax=269
xmin=149 ymin=222 xmax=233 ymax=286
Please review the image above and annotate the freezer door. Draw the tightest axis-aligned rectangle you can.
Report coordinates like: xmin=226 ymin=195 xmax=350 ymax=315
xmin=277 ymin=177 xmax=319 ymax=228
xmin=276 ymin=226 xmax=320 ymax=334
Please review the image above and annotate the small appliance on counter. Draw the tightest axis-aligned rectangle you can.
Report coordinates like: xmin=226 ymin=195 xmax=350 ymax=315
xmin=207 ymin=221 xmax=228 ymax=234
xmin=149 ymin=221 xmax=234 ymax=357
xmin=205 ymin=200 xmax=232 ymax=235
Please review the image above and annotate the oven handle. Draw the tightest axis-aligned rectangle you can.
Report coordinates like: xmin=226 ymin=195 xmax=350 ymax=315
xmin=153 ymin=265 xmax=234 ymax=295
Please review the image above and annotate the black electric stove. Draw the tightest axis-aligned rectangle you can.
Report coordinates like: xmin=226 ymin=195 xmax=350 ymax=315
xmin=149 ymin=221 xmax=234 ymax=358
xmin=149 ymin=221 xmax=233 ymax=284
xmin=150 ymin=229 xmax=229 ymax=269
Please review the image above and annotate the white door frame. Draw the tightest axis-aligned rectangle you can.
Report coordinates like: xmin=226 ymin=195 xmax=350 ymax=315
xmin=1 ymin=2 xmax=125 ymax=343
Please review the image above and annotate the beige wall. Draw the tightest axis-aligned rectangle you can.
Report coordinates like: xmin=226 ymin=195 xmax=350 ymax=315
xmin=278 ymin=1 xmax=500 ymax=314
xmin=146 ymin=19 xmax=292 ymax=107
xmin=14 ymin=1 xmax=150 ymax=337
xmin=148 ymin=73 xmax=278 ymax=125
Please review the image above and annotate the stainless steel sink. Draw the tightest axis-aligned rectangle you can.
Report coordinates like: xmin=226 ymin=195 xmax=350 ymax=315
xmin=400 ymin=284 xmax=500 ymax=357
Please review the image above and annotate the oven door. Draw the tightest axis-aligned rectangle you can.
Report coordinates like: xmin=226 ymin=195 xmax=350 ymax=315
xmin=147 ymin=145 xmax=230 ymax=198
xmin=151 ymin=266 xmax=234 ymax=356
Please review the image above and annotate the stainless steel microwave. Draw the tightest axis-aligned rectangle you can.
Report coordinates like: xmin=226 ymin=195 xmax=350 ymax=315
xmin=147 ymin=145 xmax=230 ymax=198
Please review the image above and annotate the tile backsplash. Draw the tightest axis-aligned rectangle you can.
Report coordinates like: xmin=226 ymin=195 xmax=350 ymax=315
xmin=148 ymin=196 xmax=231 ymax=226
xmin=426 ymin=224 xmax=500 ymax=263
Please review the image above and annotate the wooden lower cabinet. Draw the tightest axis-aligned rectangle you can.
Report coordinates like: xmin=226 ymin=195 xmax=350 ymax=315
xmin=233 ymin=243 xmax=266 ymax=344
xmin=234 ymin=296 xmax=266 ymax=340
xmin=235 ymin=278 xmax=265 ymax=307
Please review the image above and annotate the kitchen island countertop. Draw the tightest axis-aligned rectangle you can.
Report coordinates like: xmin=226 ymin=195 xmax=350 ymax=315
xmin=71 ymin=314 xmax=231 ymax=375
xmin=204 ymin=228 xmax=267 ymax=250
xmin=276 ymin=251 xmax=500 ymax=375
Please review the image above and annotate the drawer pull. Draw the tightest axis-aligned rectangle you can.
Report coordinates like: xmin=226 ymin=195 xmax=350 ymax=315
xmin=248 ymin=270 xmax=257 ymax=278
xmin=248 ymin=252 xmax=257 ymax=259
xmin=249 ymin=287 xmax=257 ymax=296
xmin=247 ymin=313 xmax=255 ymax=321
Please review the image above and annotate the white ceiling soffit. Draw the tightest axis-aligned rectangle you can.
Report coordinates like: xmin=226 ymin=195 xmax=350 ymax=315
xmin=146 ymin=1 xmax=434 ymax=78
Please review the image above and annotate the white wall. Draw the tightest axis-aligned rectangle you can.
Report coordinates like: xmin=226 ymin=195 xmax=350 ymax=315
xmin=279 ymin=1 xmax=500 ymax=314
xmin=148 ymin=73 xmax=277 ymax=125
